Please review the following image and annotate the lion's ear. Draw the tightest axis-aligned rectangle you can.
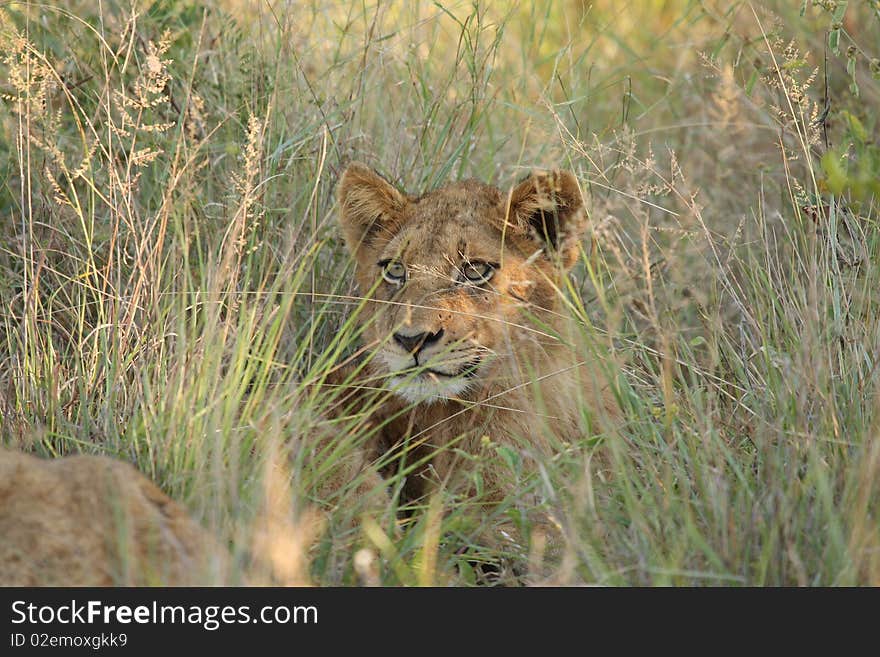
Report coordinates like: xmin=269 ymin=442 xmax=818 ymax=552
xmin=504 ymin=170 xmax=587 ymax=269
xmin=338 ymin=163 xmax=408 ymax=262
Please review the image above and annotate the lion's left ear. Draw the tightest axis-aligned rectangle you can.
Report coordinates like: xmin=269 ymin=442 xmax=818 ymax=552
xmin=503 ymin=170 xmax=587 ymax=269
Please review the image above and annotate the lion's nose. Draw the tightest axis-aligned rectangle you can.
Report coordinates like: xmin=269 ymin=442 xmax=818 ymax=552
xmin=393 ymin=329 xmax=444 ymax=355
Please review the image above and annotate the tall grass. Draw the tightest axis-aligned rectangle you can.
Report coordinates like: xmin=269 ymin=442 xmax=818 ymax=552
xmin=1 ymin=0 xmax=878 ymax=585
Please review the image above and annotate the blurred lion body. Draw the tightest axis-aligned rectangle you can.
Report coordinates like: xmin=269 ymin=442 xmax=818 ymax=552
xmin=336 ymin=163 xmax=619 ymax=506
xmin=0 ymin=448 xmax=224 ymax=586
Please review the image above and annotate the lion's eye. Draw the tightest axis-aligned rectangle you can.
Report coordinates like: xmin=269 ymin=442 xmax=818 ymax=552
xmin=459 ymin=261 xmax=495 ymax=285
xmin=379 ymin=260 xmax=407 ymax=285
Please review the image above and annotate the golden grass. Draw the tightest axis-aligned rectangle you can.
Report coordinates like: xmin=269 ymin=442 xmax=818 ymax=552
xmin=1 ymin=0 xmax=878 ymax=585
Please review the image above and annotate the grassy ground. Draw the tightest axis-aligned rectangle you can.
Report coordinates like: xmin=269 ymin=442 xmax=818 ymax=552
xmin=1 ymin=0 xmax=879 ymax=585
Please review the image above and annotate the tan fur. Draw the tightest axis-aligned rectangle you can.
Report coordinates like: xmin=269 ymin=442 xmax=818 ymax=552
xmin=337 ymin=163 xmax=619 ymax=511
xmin=0 ymin=448 xmax=226 ymax=586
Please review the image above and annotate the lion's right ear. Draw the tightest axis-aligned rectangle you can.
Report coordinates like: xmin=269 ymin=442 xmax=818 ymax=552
xmin=503 ymin=169 xmax=588 ymax=270
xmin=338 ymin=163 xmax=408 ymax=262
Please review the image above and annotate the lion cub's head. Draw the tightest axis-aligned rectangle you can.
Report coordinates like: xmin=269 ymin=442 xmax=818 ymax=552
xmin=338 ymin=163 xmax=588 ymax=404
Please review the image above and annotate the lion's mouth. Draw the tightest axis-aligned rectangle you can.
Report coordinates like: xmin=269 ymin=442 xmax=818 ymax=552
xmin=421 ymin=363 xmax=480 ymax=379
xmin=377 ymin=347 xmax=486 ymax=402
xmin=410 ymin=350 xmax=482 ymax=379
xmin=384 ymin=355 xmax=482 ymax=381
xmin=379 ymin=352 xmax=483 ymax=402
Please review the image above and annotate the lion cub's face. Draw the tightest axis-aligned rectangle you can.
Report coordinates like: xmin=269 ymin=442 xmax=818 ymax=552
xmin=338 ymin=163 xmax=587 ymax=403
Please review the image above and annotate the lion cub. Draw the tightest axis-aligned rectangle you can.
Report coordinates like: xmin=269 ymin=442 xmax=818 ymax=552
xmin=334 ymin=163 xmax=619 ymax=516
xmin=0 ymin=448 xmax=225 ymax=586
